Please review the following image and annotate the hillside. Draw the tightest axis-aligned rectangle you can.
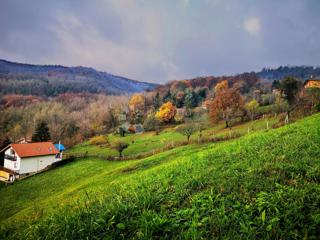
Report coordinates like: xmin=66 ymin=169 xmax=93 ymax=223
xmin=156 ymin=66 xmax=320 ymax=94
xmin=257 ymin=66 xmax=320 ymax=82
xmin=0 ymin=114 xmax=319 ymax=239
xmin=0 ymin=59 xmax=158 ymax=96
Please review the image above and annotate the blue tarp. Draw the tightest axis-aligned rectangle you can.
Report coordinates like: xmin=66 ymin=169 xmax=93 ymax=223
xmin=54 ymin=144 xmax=66 ymax=151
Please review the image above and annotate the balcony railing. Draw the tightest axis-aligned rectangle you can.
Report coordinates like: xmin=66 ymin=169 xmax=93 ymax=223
xmin=4 ymin=154 xmax=17 ymax=161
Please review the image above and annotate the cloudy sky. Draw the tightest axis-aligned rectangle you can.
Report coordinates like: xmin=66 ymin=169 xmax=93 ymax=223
xmin=0 ymin=0 xmax=320 ymax=83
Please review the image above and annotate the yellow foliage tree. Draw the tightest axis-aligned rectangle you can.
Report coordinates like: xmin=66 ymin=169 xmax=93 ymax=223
xmin=155 ymin=102 xmax=177 ymax=123
xmin=129 ymin=94 xmax=145 ymax=110
xmin=245 ymin=99 xmax=259 ymax=121
xmin=215 ymin=80 xmax=229 ymax=93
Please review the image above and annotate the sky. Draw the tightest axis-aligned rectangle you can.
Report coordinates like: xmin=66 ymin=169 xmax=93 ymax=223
xmin=0 ymin=0 xmax=320 ymax=83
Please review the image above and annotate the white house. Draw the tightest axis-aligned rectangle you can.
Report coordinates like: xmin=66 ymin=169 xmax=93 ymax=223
xmin=3 ymin=142 xmax=62 ymax=179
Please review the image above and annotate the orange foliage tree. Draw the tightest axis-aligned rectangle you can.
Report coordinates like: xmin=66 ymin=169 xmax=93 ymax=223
xmin=155 ymin=102 xmax=177 ymax=123
xmin=210 ymin=80 xmax=244 ymax=128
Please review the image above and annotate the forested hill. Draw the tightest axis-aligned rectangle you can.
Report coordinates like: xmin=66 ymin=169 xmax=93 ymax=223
xmin=0 ymin=59 xmax=158 ymax=96
xmin=156 ymin=65 xmax=320 ymax=94
xmin=257 ymin=66 xmax=320 ymax=82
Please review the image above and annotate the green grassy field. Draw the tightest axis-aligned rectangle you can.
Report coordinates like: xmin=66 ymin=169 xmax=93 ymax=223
xmin=68 ymin=116 xmax=280 ymax=158
xmin=0 ymin=114 xmax=319 ymax=239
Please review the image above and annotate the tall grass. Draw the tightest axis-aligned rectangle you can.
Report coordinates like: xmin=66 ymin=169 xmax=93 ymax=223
xmin=1 ymin=114 xmax=319 ymax=239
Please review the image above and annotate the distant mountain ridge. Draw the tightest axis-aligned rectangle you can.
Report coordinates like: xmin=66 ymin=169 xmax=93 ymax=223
xmin=0 ymin=59 xmax=158 ymax=96
xmin=256 ymin=66 xmax=320 ymax=82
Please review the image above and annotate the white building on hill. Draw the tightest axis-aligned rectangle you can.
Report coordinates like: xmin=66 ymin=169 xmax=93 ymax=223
xmin=2 ymin=142 xmax=62 ymax=181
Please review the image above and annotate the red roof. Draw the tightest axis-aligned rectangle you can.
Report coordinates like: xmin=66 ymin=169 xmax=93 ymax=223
xmin=11 ymin=142 xmax=59 ymax=158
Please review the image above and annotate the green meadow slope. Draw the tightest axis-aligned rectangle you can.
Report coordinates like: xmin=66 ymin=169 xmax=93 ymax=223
xmin=0 ymin=114 xmax=319 ymax=239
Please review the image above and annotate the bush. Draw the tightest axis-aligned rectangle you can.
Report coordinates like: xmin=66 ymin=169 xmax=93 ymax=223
xmin=88 ymin=135 xmax=108 ymax=145
xmin=143 ymin=114 xmax=160 ymax=131
xmin=174 ymin=112 xmax=185 ymax=124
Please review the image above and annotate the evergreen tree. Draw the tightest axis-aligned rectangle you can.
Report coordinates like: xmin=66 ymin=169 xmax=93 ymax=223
xmin=152 ymin=92 xmax=162 ymax=110
xmin=272 ymin=80 xmax=281 ymax=90
xmin=163 ymin=90 xmax=172 ymax=103
xmin=1 ymin=136 xmax=11 ymax=148
xmin=197 ymin=88 xmax=207 ymax=102
xmin=32 ymin=121 xmax=51 ymax=142
xmin=184 ymin=90 xmax=199 ymax=109
xmin=0 ymin=136 xmax=11 ymax=166
xmin=280 ymin=77 xmax=299 ymax=105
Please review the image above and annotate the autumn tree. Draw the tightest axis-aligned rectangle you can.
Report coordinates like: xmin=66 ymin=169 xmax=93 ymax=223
xmin=10 ymin=124 xmax=22 ymax=142
xmin=175 ymin=91 xmax=185 ymax=108
xmin=103 ymin=108 xmax=118 ymax=130
xmin=210 ymin=80 xmax=244 ymax=128
xmin=155 ymin=102 xmax=177 ymax=123
xmin=112 ymin=141 xmax=129 ymax=157
xmin=32 ymin=121 xmax=51 ymax=142
xmin=129 ymin=93 xmax=145 ymax=124
xmin=176 ymin=123 xmax=196 ymax=142
xmin=245 ymin=99 xmax=259 ymax=121
xmin=129 ymin=93 xmax=145 ymax=111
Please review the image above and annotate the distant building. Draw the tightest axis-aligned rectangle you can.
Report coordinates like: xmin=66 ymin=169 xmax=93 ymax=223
xmin=117 ymin=113 xmax=127 ymax=123
xmin=120 ymin=123 xmax=144 ymax=134
xmin=2 ymin=142 xmax=63 ymax=181
xmin=304 ymin=79 xmax=320 ymax=89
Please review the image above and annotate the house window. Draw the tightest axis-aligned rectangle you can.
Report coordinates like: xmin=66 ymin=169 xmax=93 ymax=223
xmin=11 ymin=149 xmax=15 ymax=155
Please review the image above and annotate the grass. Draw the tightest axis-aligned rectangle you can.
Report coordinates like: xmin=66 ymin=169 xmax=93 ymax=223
xmin=68 ymin=116 xmax=280 ymax=158
xmin=0 ymin=114 xmax=319 ymax=239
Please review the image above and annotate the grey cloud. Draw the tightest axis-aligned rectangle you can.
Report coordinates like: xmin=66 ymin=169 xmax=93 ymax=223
xmin=0 ymin=0 xmax=319 ymax=83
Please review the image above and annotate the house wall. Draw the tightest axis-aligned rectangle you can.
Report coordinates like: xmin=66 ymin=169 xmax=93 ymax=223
xmin=53 ymin=152 xmax=62 ymax=163
xmin=4 ymin=147 xmax=21 ymax=172
xmin=20 ymin=155 xmax=56 ymax=174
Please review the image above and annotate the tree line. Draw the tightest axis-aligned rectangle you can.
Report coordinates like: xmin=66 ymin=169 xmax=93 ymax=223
xmin=0 ymin=76 xmax=319 ymax=150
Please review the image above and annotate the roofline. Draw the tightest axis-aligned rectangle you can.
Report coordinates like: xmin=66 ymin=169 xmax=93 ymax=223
xmin=11 ymin=141 xmax=54 ymax=146
xmin=20 ymin=153 xmax=58 ymax=159
xmin=304 ymin=79 xmax=320 ymax=85
xmin=9 ymin=142 xmax=59 ymax=158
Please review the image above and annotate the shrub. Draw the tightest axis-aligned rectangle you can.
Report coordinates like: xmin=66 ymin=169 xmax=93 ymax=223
xmin=88 ymin=135 xmax=108 ymax=145
xmin=143 ymin=114 xmax=160 ymax=131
